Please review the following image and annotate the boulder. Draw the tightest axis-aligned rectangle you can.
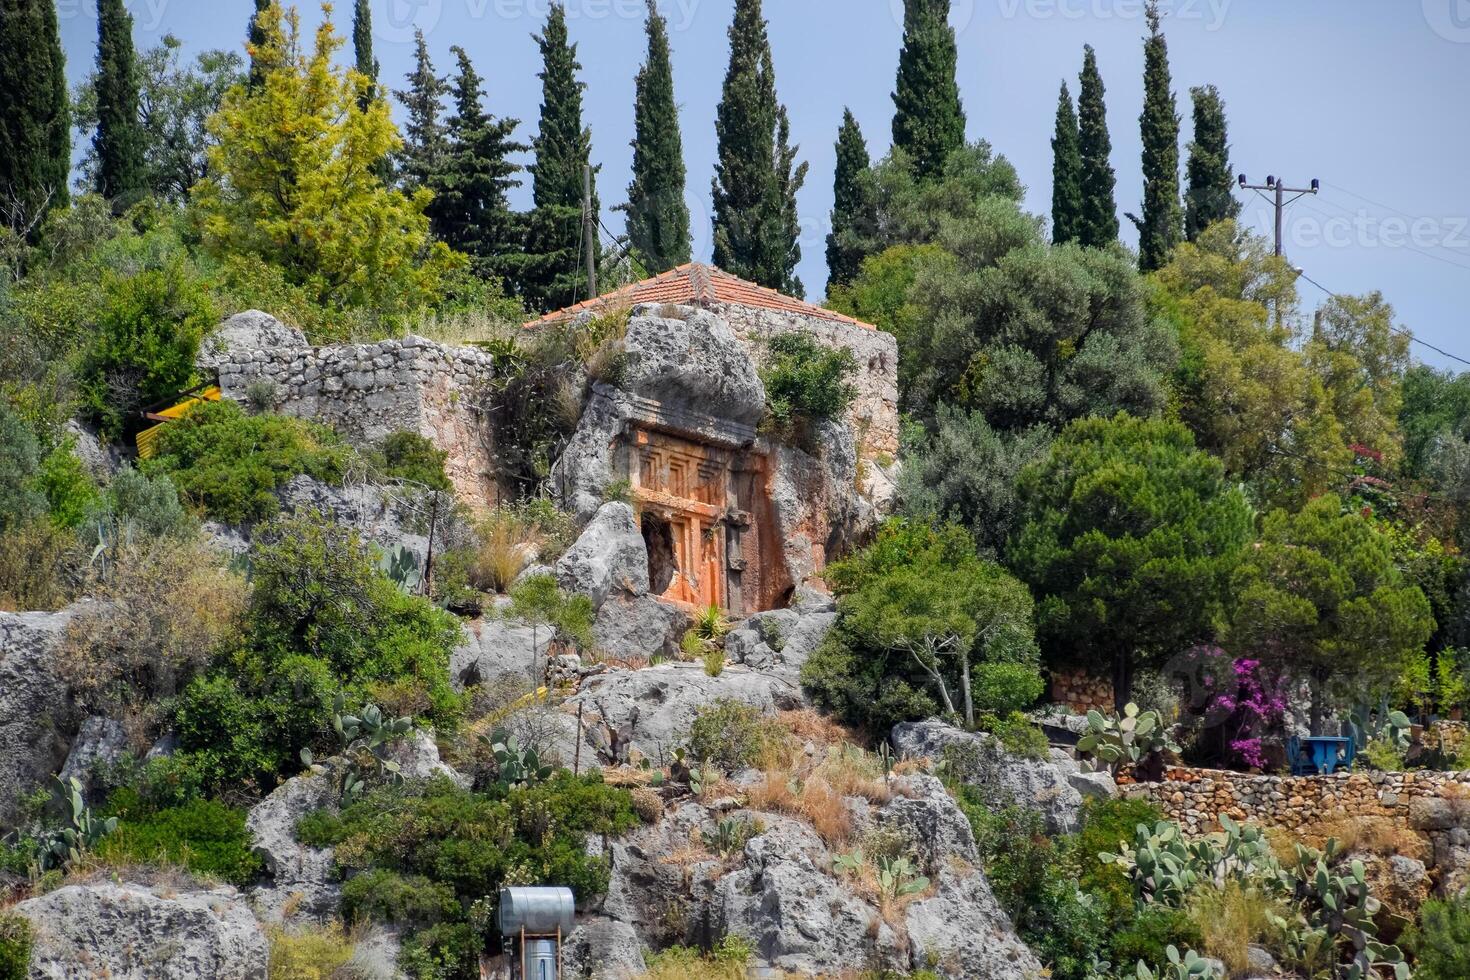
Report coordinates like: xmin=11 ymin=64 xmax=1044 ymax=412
xmin=0 ymin=608 xmax=78 ymax=828
xmin=245 ymin=767 xmax=341 ymax=923
xmin=196 ymin=310 xmax=308 ymax=371
xmin=876 ymin=775 xmax=980 ymax=869
xmin=384 ymin=730 xmax=470 ymax=788
xmin=619 ymin=307 xmax=767 ymax=430
xmin=451 ymin=615 xmax=540 ymax=691
xmin=17 ymin=880 xmax=268 ymax=979
xmin=904 ymin=872 xmax=1044 ymax=979
xmin=566 ymin=663 xmax=806 ymax=765
xmin=592 ymin=594 xmax=689 ymax=661
xmin=891 ymin=719 xmax=1102 ymax=835
xmin=562 ymin=917 xmax=648 ymax=980
xmin=59 ymin=716 xmax=129 ymax=797
xmin=725 ymin=601 xmax=837 ymax=680
xmin=714 ymin=813 xmax=900 ymax=975
xmin=555 ymin=502 xmax=650 ymax=610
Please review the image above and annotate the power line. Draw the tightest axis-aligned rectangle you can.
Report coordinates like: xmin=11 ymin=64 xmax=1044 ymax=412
xmin=1294 ymin=196 xmax=1470 ymax=276
xmin=1295 ymin=269 xmax=1470 ymax=369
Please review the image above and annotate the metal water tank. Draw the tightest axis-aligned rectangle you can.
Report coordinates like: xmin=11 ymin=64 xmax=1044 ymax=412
xmin=524 ymin=937 xmax=559 ymax=980
xmin=499 ymin=887 xmax=576 ymax=980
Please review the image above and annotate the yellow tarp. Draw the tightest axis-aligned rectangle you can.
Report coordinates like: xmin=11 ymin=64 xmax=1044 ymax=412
xmin=135 ymin=386 xmax=222 ymax=460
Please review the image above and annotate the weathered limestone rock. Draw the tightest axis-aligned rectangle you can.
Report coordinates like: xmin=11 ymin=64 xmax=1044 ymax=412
xmin=197 ymin=310 xmax=308 ymax=372
xmin=17 ymin=880 xmax=269 ymax=979
xmin=59 ymin=716 xmax=129 ymax=796
xmin=246 ymin=767 xmax=341 ymax=923
xmin=451 ymin=614 xmax=541 ymax=690
xmin=724 ymin=598 xmax=837 ymax=680
xmin=555 ymin=502 xmax=650 ymax=610
xmin=891 ymin=719 xmax=1103 ymax=835
xmin=562 ymin=917 xmax=647 ymax=979
xmin=621 ymin=308 xmax=767 ymax=431
xmin=0 ymin=608 xmax=78 ymax=828
xmin=591 ymin=594 xmax=689 ymax=661
xmin=566 ymin=663 xmax=805 ymax=765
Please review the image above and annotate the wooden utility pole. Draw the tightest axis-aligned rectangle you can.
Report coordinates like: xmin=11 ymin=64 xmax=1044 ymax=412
xmin=1238 ymin=173 xmax=1320 ymax=256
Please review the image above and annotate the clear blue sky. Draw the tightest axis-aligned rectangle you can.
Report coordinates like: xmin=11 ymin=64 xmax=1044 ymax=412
xmin=56 ymin=0 xmax=1470 ymax=369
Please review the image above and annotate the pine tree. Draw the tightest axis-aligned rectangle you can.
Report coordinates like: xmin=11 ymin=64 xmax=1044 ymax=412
xmin=0 ymin=0 xmax=70 ymax=232
xmin=351 ymin=0 xmax=379 ymax=110
xmin=624 ymin=0 xmax=690 ymax=275
xmin=394 ymin=29 xmax=449 ymax=231
xmin=711 ymin=0 xmax=805 ymax=294
xmin=1135 ymin=3 xmax=1182 ymax=271
xmin=522 ymin=3 xmax=598 ymax=311
xmin=1184 ymin=84 xmax=1240 ymax=242
xmin=439 ymin=46 xmax=526 ymax=281
xmin=1076 ymin=45 xmax=1118 ymax=248
xmin=93 ymin=0 xmax=146 ymax=205
xmin=1050 ymin=82 xmax=1083 ymax=245
xmin=246 ymin=0 xmax=272 ymax=89
xmin=891 ymin=0 xmax=966 ymax=180
xmin=826 ymin=109 xmax=876 ymax=290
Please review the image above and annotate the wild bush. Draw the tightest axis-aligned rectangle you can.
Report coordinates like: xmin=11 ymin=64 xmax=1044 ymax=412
xmin=145 ymin=400 xmax=355 ymax=523
xmin=33 ymin=439 xmax=98 ymax=530
xmin=87 ymin=464 xmax=191 ymax=538
xmin=686 ymin=699 xmax=786 ymax=773
xmin=0 ymin=520 xmax=81 ymax=612
xmin=266 ymin=922 xmax=355 ymax=980
xmin=0 ymin=913 xmax=31 ymax=980
xmin=1404 ymin=895 xmax=1470 ymax=980
xmin=95 ymin=797 xmax=262 ymax=886
xmin=0 ymin=404 xmax=45 ymax=532
xmin=370 ymin=431 xmax=451 ymax=491
xmin=759 ymin=331 xmax=856 ymax=439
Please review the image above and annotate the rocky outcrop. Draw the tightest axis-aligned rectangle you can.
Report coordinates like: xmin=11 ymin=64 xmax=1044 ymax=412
xmin=891 ymin=719 xmax=1116 ymax=835
xmin=451 ymin=612 xmax=541 ymax=690
xmin=562 ymin=917 xmax=647 ymax=979
xmin=596 ymin=773 xmax=1039 ymax=979
xmin=591 ymin=594 xmax=689 ymax=662
xmin=555 ymin=502 xmax=650 ymax=610
xmin=197 ymin=310 xmax=308 ymax=372
xmin=724 ymin=592 xmax=837 ymax=682
xmin=17 ymin=880 xmax=268 ymax=979
xmin=566 ymin=663 xmax=806 ymax=765
xmin=59 ymin=716 xmax=128 ymax=798
xmin=246 ymin=767 xmax=341 ymax=923
xmin=0 ymin=608 xmax=79 ymax=829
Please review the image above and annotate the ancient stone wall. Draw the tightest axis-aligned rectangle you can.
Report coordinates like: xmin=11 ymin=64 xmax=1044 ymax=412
xmin=1127 ymin=767 xmax=1470 ymax=892
xmin=216 ymin=336 xmax=499 ymax=505
xmin=714 ymin=302 xmax=901 ymax=461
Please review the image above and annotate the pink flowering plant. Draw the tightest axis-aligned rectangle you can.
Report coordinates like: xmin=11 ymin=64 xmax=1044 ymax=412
xmin=1178 ymin=647 xmax=1291 ymax=771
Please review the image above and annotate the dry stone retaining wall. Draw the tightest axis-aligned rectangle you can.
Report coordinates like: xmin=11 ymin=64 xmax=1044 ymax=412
xmin=1048 ymin=668 xmax=1115 ymax=714
xmin=217 ymin=335 xmax=499 ymax=504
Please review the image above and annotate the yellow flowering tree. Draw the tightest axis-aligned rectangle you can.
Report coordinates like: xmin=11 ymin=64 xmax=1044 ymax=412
xmin=192 ymin=2 xmax=462 ymax=312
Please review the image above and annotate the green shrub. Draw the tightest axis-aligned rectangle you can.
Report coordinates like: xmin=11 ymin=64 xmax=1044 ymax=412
xmin=89 ymin=464 xmax=191 ymax=538
xmin=95 ymin=798 xmax=263 ymax=885
xmin=1405 ymin=895 xmax=1470 ymax=980
xmin=33 ymin=438 xmax=98 ymax=530
xmin=77 ymin=261 xmax=216 ymax=439
xmin=686 ymin=699 xmax=784 ymax=773
xmin=341 ymin=868 xmax=460 ymax=927
xmin=372 ymin=431 xmax=452 ymax=491
xmin=1076 ymin=796 xmax=1164 ymax=917
xmin=0 ymin=912 xmax=31 ymax=980
xmin=760 ymin=331 xmax=856 ymax=436
xmin=267 ymin=923 xmax=355 ymax=980
xmin=309 ymin=774 xmax=639 ymax=977
xmin=0 ymin=404 xmax=44 ymax=532
xmin=979 ymin=711 xmax=1050 ymax=760
xmin=145 ymin=400 xmax=355 ymax=523
xmin=1108 ymin=903 xmax=1203 ymax=969
xmin=0 ymin=520 xmax=80 ymax=612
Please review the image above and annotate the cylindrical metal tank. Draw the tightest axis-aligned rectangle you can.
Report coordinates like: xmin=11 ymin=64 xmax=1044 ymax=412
xmin=497 ymin=887 xmax=576 ymax=937
xmin=524 ymin=938 xmax=559 ymax=980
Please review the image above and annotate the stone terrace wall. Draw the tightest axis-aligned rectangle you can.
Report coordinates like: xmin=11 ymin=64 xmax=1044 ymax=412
xmin=1128 ymin=766 xmax=1470 ymax=893
xmin=714 ymin=302 xmax=901 ymax=460
xmin=217 ymin=336 xmax=499 ymax=505
xmin=1048 ymin=668 xmax=1114 ymax=715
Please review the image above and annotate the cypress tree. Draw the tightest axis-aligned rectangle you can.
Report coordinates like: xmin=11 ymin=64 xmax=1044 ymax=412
xmin=0 ymin=0 xmax=70 ymax=231
xmin=93 ymin=0 xmax=146 ymax=205
xmin=394 ymin=29 xmax=449 ymax=222
xmin=711 ymin=0 xmax=805 ymax=293
xmin=440 ymin=46 xmax=526 ymax=280
xmin=624 ymin=0 xmax=691 ymax=274
xmin=1185 ymin=84 xmax=1240 ymax=242
xmin=352 ymin=0 xmax=379 ymax=109
xmin=1050 ymin=82 xmax=1083 ymax=245
xmin=774 ymin=101 xmax=808 ymax=297
xmin=826 ymin=109 xmax=876 ymax=290
xmin=1076 ymin=45 xmax=1118 ymax=248
xmin=522 ymin=3 xmax=598 ymax=311
xmin=246 ymin=0 xmax=271 ymax=89
xmin=1135 ymin=2 xmax=1182 ymax=271
xmin=891 ymin=0 xmax=966 ymax=181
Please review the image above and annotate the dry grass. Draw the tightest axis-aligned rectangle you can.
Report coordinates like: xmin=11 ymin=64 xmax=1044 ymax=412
xmin=404 ymin=308 xmax=520 ymax=348
xmin=268 ymin=921 xmax=361 ymax=980
xmin=745 ymin=741 xmax=898 ymax=846
xmin=1292 ymin=815 xmax=1428 ymax=862
xmin=1186 ymin=880 xmax=1290 ymax=977
xmin=470 ymin=509 xmax=543 ymax=593
xmin=776 ymin=707 xmax=861 ymax=749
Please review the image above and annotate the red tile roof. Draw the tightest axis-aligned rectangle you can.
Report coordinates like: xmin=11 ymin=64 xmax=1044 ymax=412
xmin=523 ymin=263 xmax=875 ymax=330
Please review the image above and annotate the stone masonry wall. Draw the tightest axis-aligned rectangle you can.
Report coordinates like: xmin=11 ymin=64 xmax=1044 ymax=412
xmin=1128 ymin=767 xmax=1470 ymax=893
xmin=714 ymin=302 xmax=901 ymax=461
xmin=217 ymin=336 xmax=500 ymax=505
xmin=1048 ymin=668 xmax=1115 ymax=714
